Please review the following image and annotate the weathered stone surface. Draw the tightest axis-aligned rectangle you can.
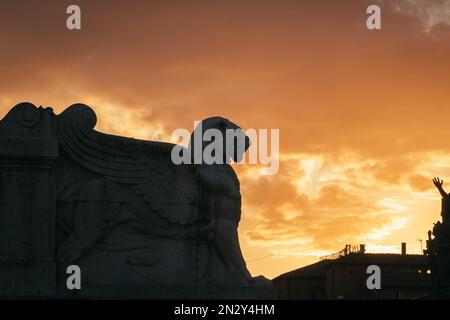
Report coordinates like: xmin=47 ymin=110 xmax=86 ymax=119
xmin=0 ymin=102 xmax=274 ymax=299
xmin=0 ymin=103 xmax=57 ymax=297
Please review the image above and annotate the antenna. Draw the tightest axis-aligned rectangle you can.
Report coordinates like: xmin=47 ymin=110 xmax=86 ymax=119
xmin=416 ymin=239 xmax=423 ymax=253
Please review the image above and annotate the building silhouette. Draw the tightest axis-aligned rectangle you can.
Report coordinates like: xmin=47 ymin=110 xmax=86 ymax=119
xmin=274 ymin=243 xmax=431 ymax=300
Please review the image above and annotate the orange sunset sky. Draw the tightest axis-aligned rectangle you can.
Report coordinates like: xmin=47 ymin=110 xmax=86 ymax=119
xmin=1 ymin=0 xmax=450 ymax=279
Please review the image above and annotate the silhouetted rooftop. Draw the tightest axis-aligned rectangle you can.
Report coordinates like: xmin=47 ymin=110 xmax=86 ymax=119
xmin=274 ymin=252 xmax=429 ymax=281
xmin=273 ymin=260 xmax=329 ymax=281
xmin=324 ymin=252 xmax=428 ymax=267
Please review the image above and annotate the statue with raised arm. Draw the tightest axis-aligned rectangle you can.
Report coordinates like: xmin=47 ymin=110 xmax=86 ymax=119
xmin=428 ymin=177 xmax=450 ymax=298
xmin=433 ymin=177 xmax=450 ymax=223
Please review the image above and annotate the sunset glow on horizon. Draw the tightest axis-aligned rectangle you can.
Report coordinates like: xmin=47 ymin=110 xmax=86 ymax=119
xmin=2 ymin=0 xmax=450 ymax=278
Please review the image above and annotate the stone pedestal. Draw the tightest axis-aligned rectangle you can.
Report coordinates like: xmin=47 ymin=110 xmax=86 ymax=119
xmin=0 ymin=103 xmax=58 ymax=297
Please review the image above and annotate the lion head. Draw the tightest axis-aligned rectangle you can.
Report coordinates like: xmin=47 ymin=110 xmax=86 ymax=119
xmin=188 ymin=116 xmax=250 ymax=165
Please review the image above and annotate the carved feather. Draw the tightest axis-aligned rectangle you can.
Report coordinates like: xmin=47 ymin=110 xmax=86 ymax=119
xmin=57 ymin=103 xmax=174 ymax=184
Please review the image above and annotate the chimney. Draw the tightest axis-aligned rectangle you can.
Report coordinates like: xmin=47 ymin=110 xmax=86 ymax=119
xmin=360 ymin=244 xmax=366 ymax=253
xmin=401 ymin=242 xmax=406 ymax=255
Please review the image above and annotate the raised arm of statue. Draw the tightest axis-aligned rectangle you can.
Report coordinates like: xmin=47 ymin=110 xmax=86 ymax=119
xmin=433 ymin=177 xmax=448 ymax=198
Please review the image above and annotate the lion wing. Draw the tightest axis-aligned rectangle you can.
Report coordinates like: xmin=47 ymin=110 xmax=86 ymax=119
xmin=57 ymin=103 xmax=200 ymax=225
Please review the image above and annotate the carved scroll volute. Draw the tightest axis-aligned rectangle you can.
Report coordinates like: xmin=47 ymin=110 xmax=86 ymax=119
xmin=0 ymin=102 xmax=55 ymax=138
